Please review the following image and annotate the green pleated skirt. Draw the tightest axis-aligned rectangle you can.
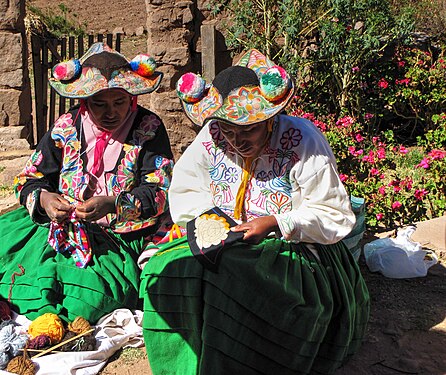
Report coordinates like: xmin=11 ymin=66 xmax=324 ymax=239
xmin=0 ymin=207 xmax=146 ymax=323
xmin=140 ymin=236 xmax=370 ymax=375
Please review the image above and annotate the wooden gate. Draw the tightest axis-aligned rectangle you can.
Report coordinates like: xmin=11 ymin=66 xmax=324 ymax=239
xmin=30 ymin=33 xmax=121 ymax=147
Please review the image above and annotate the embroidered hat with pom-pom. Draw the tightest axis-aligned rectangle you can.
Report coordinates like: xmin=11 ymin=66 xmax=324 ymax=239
xmin=176 ymin=73 xmax=206 ymax=103
xmin=177 ymin=48 xmax=294 ymax=127
xmin=49 ymin=42 xmax=163 ymax=98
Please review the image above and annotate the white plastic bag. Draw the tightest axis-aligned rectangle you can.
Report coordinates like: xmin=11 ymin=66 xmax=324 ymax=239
xmin=363 ymin=226 xmax=438 ymax=278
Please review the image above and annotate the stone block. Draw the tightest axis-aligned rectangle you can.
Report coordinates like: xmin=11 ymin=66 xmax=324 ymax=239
xmin=411 ymin=216 xmax=446 ymax=250
xmin=182 ymin=7 xmax=194 ymax=24
xmin=0 ymin=0 xmax=22 ymax=30
xmin=0 ymin=32 xmax=25 ymax=88
xmin=135 ymin=26 xmax=146 ymax=36
xmin=0 ymin=88 xmax=32 ymax=126
xmin=0 ymin=138 xmax=30 ymax=152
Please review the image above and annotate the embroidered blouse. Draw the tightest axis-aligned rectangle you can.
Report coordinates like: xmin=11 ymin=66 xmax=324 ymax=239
xmin=14 ymin=105 xmax=174 ymax=234
xmin=169 ymin=114 xmax=355 ymax=244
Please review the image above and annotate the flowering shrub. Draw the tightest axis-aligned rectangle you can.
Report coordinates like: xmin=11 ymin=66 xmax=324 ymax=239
xmin=289 ymin=105 xmax=446 ymax=231
xmin=362 ymin=46 xmax=446 ymax=139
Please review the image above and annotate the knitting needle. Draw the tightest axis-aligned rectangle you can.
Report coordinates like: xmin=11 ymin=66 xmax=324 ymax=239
xmin=32 ymin=328 xmax=95 ymax=358
xmin=20 ymin=348 xmax=64 ymax=354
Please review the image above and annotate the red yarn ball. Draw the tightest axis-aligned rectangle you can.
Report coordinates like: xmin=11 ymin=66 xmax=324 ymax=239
xmin=28 ymin=334 xmax=51 ymax=349
xmin=0 ymin=300 xmax=11 ymax=320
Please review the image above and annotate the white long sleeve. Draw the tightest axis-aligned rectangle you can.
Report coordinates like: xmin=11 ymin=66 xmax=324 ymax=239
xmin=169 ymin=116 xmax=355 ymax=243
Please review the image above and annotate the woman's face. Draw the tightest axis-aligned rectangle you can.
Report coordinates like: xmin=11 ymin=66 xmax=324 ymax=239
xmin=218 ymin=120 xmax=271 ymax=158
xmin=86 ymin=90 xmax=132 ymax=131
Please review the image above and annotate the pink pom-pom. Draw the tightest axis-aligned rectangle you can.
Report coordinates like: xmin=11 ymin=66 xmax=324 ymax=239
xmin=130 ymin=54 xmax=157 ymax=77
xmin=52 ymin=59 xmax=81 ymax=81
xmin=176 ymin=73 xmax=206 ymax=103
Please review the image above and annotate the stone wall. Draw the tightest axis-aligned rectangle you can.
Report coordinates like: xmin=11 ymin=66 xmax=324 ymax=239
xmin=0 ymin=0 xmax=32 ymax=152
xmin=145 ymin=0 xmax=232 ymax=159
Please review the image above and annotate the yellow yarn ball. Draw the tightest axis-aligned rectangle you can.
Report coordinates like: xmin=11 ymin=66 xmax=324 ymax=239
xmin=27 ymin=313 xmax=65 ymax=344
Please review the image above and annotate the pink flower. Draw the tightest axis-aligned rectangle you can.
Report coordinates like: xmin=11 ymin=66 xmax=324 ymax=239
xmin=377 ymin=147 xmax=386 ymax=159
xmin=417 ymin=158 xmax=430 ymax=169
xmin=399 ymin=145 xmax=408 ymax=154
xmin=392 ymin=201 xmax=402 ymax=210
xmin=370 ymin=168 xmax=380 ymax=176
xmin=428 ymin=149 xmax=446 ymax=160
xmin=313 ymin=120 xmax=327 ymax=132
xmin=378 ymin=78 xmax=389 ymax=89
xmin=355 ymin=133 xmax=364 ymax=142
xmin=389 ymin=179 xmax=402 ymax=192
xmin=339 ymin=174 xmax=348 ymax=182
xmin=376 ymin=213 xmax=384 ymax=221
xmin=398 ymin=61 xmax=406 ymax=68
xmin=396 ymin=78 xmax=410 ymax=86
xmin=378 ymin=186 xmax=386 ymax=196
xmin=352 ymin=66 xmax=360 ymax=73
xmin=414 ymin=189 xmax=428 ymax=200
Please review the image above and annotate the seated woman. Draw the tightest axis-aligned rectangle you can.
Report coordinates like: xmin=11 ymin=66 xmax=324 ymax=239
xmin=140 ymin=49 xmax=370 ymax=375
xmin=0 ymin=42 xmax=173 ymax=324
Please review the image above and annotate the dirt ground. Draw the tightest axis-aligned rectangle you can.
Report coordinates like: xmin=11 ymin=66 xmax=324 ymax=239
xmin=22 ymin=1 xmax=446 ymax=374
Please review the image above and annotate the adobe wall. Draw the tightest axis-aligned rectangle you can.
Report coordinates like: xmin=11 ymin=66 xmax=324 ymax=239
xmin=0 ymin=0 xmax=32 ymax=152
xmin=144 ymin=0 xmax=232 ymax=158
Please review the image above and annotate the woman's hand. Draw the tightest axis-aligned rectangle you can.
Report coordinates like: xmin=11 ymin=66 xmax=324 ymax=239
xmin=75 ymin=196 xmax=116 ymax=222
xmin=40 ymin=191 xmax=72 ymax=223
xmin=231 ymin=215 xmax=279 ymax=244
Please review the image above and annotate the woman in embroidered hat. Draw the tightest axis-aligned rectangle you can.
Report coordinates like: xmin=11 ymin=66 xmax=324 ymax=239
xmin=0 ymin=42 xmax=174 ymax=324
xmin=140 ymin=49 xmax=370 ymax=375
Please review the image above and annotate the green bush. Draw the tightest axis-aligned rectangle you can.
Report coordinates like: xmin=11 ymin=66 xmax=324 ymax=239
xmin=26 ymin=3 xmax=86 ymax=37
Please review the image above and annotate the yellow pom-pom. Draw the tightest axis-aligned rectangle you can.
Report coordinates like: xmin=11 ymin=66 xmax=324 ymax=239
xmin=27 ymin=313 xmax=65 ymax=344
xmin=68 ymin=316 xmax=92 ymax=334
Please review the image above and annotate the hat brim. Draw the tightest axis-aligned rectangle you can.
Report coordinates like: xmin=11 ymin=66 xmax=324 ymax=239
xmin=49 ymin=68 xmax=163 ymax=98
xmin=181 ymin=49 xmax=295 ymax=126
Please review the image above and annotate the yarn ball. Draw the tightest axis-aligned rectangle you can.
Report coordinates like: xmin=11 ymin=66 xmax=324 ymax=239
xmin=27 ymin=335 xmax=51 ymax=349
xmin=176 ymin=73 xmax=206 ymax=103
xmin=67 ymin=316 xmax=91 ymax=335
xmin=52 ymin=58 xmax=81 ymax=81
xmin=0 ymin=301 xmax=11 ymax=321
xmin=27 ymin=313 xmax=65 ymax=344
xmin=0 ymin=352 xmax=8 ymax=370
xmin=130 ymin=54 xmax=157 ymax=77
xmin=6 ymin=355 xmax=35 ymax=375
xmin=59 ymin=331 xmax=96 ymax=352
xmin=0 ymin=323 xmax=28 ymax=357
xmin=260 ymin=65 xmax=290 ymax=101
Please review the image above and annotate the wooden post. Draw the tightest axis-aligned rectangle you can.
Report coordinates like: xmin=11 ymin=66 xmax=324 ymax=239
xmin=201 ymin=23 xmax=216 ymax=81
xmin=30 ymin=35 xmax=42 ymax=146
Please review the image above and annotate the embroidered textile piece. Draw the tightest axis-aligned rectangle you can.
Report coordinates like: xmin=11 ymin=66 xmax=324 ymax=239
xmin=48 ymin=210 xmax=92 ymax=268
xmin=187 ymin=207 xmax=244 ymax=272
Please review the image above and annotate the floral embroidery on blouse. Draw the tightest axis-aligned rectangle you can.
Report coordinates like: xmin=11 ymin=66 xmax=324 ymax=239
xmin=51 ymin=113 xmax=85 ymax=200
xmin=133 ymin=114 xmax=161 ymax=144
xmin=14 ymin=151 xmax=44 ymax=195
xmin=204 ymin=122 xmax=302 ymax=218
